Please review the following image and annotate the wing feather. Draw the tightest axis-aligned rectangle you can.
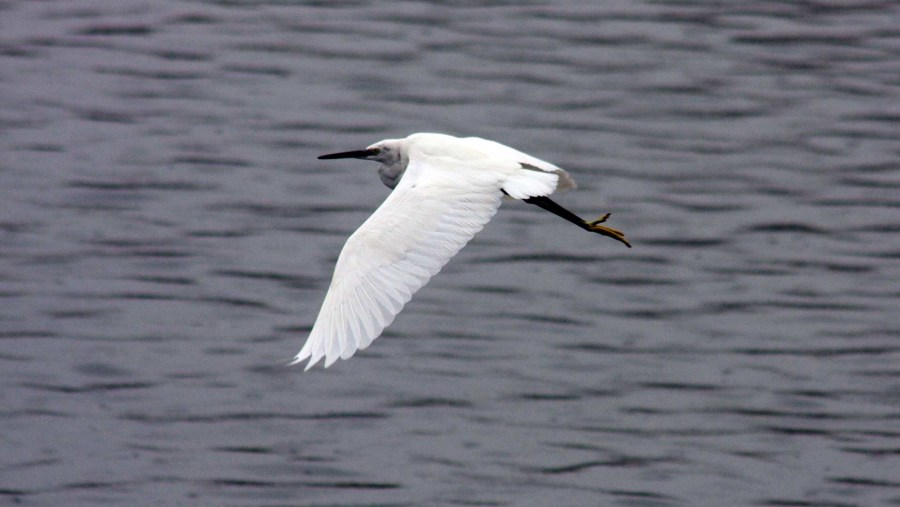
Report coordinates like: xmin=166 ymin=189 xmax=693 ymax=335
xmin=463 ymin=136 xmax=576 ymax=194
xmin=292 ymin=158 xmax=504 ymax=369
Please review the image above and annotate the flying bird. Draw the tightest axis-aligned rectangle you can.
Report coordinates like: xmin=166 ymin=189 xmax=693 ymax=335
xmin=292 ymin=133 xmax=630 ymax=370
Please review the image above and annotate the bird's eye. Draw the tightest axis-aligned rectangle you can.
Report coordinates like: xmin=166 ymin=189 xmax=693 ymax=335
xmin=371 ymin=148 xmax=381 ymax=155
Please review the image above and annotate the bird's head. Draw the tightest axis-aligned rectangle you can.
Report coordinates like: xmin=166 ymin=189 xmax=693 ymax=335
xmin=318 ymin=139 xmax=406 ymax=189
xmin=318 ymin=139 xmax=402 ymax=165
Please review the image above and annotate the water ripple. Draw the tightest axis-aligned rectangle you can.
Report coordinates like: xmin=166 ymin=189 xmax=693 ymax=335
xmin=2 ymin=1 xmax=898 ymax=506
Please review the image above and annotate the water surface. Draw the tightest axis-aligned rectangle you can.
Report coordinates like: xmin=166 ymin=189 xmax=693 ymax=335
xmin=1 ymin=1 xmax=898 ymax=506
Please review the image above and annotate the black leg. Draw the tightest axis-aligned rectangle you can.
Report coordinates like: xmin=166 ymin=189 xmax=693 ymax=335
xmin=523 ymin=195 xmax=632 ymax=248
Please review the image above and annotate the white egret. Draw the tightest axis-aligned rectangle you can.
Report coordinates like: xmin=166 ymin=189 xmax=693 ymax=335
xmin=292 ymin=133 xmax=630 ymax=370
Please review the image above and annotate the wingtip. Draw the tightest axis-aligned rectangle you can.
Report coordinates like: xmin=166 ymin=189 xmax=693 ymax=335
xmin=288 ymin=351 xmax=321 ymax=371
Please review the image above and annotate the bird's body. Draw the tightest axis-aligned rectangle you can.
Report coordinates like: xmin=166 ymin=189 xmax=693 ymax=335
xmin=292 ymin=133 xmax=629 ymax=370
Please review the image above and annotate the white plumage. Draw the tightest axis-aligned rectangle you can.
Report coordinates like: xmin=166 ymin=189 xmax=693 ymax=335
xmin=292 ymin=133 xmax=628 ymax=370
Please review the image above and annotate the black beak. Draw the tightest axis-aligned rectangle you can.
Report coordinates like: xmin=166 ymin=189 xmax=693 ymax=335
xmin=318 ymin=148 xmax=378 ymax=160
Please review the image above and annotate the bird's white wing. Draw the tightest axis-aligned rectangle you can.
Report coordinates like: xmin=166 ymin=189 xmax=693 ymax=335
xmin=463 ymin=136 xmax=576 ymax=195
xmin=463 ymin=136 xmax=561 ymax=172
xmin=292 ymin=158 xmax=505 ymax=370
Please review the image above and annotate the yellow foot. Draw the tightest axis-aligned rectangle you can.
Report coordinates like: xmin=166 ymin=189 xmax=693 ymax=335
xmin=589 ymin=213 xmax=611 ymax=226
xmin=586 ymin=213 xmax=631 ymax=248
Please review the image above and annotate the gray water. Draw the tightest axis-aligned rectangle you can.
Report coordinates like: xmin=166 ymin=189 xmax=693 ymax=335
xmin=2 ymin=1 xmax=899 ymax=506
